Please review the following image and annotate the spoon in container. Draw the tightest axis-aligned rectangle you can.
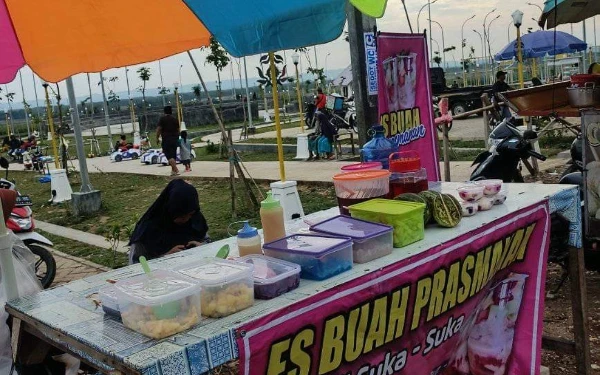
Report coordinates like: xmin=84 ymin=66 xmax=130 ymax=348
xmin=139 ymin=256 xmax=180 ymax=319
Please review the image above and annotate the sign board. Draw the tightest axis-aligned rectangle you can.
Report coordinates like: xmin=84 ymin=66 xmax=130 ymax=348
xmin=364 ymin=31 xmax=378 ymax=95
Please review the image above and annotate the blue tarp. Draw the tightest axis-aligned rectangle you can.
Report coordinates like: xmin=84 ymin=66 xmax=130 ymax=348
xmin=494 ymin=30 xmax=586 ymax=61
xmin=183 ymin=0 xmax=347 ymax=57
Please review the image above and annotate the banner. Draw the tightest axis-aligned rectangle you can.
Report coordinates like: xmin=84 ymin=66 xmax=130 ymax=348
xmin=377 ymin=32 xmax=440 ymax=181
xmin=238 ymin=202 xmax=550 ymax=375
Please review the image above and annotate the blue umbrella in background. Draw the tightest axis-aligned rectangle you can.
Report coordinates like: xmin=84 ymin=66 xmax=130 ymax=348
xmin=494 ymin=30 xmax=587 ymax=61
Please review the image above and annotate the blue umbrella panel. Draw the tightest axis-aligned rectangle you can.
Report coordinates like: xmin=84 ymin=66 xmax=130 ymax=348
xmin=494 ymin=30 xmax=587 ymax=61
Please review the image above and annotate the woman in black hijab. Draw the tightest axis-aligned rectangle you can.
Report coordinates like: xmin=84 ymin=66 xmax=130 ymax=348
xmin=128 ymin=179 xmax=209 ymax=264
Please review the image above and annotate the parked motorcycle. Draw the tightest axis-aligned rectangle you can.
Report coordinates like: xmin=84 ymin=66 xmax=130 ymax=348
xmin=469 ymin=119 xmax=599 ymax=292
xmin=0 ymin=157 xmax=56 ymax=288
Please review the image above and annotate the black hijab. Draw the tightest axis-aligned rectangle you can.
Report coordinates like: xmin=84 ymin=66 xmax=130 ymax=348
xmin=129 ymin=179 xmax=208 ymax=261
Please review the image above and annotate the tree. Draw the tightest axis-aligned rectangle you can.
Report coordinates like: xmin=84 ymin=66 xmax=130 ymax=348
xmin=137 ymin=67 xmax=151 ymax=131
xmin=192 ymin=85 xmax=202 ymax=102
xmin=203 ymin=36 xmax=230 ymax=120
xmin=307 ymin=67 xmax=326 ymax=87
xmin=433 ymin=53 xmax=442 ymax=67
xmin=108 ymin=91 xmax=120 ymax=111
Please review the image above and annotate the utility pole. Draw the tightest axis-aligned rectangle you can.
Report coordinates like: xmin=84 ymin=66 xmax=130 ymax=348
xmin=99 ymin=72 xmax=113 ymax=152
xmin=346 ymin=2 xmax=378 ymax=146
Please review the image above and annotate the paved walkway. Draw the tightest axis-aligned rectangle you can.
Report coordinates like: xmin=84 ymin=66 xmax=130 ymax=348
xmin=37 ymin=220 xmax=129 ymax=254
xmin=52 ymin=249 xmax=108 ymax=286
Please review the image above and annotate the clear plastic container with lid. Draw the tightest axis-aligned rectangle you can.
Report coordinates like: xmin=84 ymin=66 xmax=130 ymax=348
xmin=340 ymin=161 xmax=383 ymax=173
xmin=114 ymin=270 xmax=201 ymax=339
xmin=263 ymin=234 xmax=353 ymax=280
xmin=99 ymin=285 xmax=120 ymax=318
xmin=176 ymin=260 xmax=254 ymax=318
xmin=388 ymin=151 xmax=428 ymax=197
xmin=332 ymin=170 xmax=390 ymax=215
xmin=237 ymin=255 xmax=301 ymax=299
xmin=310 ymin=215 xmax=393 ymax=263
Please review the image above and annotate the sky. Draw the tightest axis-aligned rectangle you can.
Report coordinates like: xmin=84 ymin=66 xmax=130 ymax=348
xmin=1 ymin=0 xmax=598 ymax=110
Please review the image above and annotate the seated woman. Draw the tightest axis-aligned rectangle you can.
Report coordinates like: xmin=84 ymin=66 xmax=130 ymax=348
xmin=128 ymin=179 xmax=209 ymax=264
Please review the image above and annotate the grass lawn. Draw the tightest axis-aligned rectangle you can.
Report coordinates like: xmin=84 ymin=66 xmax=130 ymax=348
xmin=39 ymin=229 xmax=128 ymax=269
xmin=12 ymin=172 xmax=336 ymax=251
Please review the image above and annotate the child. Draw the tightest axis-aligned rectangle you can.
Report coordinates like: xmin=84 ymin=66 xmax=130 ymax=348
xmin=179 ymin=131 xmax=193 ymax=172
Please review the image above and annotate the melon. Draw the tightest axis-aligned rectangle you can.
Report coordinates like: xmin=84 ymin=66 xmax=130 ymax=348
xmin=395 ymin=193 xmax=432 ymax=223
xmin=432 ymin=193 xmax=462 ymax=228
xmin=418 ymin=191 xmax=442 ymax=224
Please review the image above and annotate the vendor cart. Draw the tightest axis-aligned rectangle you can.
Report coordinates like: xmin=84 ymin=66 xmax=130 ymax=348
xmin=5 ymin=183 xmax=588 ymax=375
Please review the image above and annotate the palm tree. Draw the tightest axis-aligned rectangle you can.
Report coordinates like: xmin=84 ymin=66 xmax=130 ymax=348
xmin=4 ymin=90 xmax=15 ymax=132
xmin=137 ymin=67 xmax=151 ymax=131
xmin=203 ymin=36 xmax=230 ymax=120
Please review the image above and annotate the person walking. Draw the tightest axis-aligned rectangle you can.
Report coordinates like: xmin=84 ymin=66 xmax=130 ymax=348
xmin=179 ymin=130 xmax=193 ymax=172
xmin=156 ymin=106 xmax=180 ymax=176
xmin=492 ymin=71 xmax=513 ymax=120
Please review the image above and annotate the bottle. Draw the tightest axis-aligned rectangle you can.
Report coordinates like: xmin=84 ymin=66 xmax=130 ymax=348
xmin=361 ymin=125 xmax=396 ymax=169
xmin=260 ymin=191 xmax=286 ymax=243
xmin=237 ymin=221 xmax=262 ymax=257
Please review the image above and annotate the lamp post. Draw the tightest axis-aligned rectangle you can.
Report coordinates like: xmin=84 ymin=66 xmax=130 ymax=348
xmin=99 ymin=72 xmax=113 ymax=152
xmin=179 ymin=65 xmax=184 ymax=89
xmin=473 ymin=30 xmax=484 ymax=85
xmin=417 ymin=0 xmax=437 ymax=32
xmin=158 ymin=60 xmax=166 ymax=107
xmin=462 ymin=15 xmax=476 ymax=86
xmin=512 ymin=10 xmax=525 ymax=89
xmin=483 ymin=9 xmax=497 ymax=85
xmin=526 ymin=2 xmax=542 ymax=12
xmin=31 ymin=73 xmax=41 ymax=120
xmin=507 ymin=20 xmax=513 ymax=44
xmin=325 ymin=52 xmax=331 ymax=92
xmin=429 ymin=19 xmax=446 ymax=69
xmin=18 ymin=71 xmax=30 ymax=137
xmin=486 ymin=15 xmax=501 ymax=82
xmin=292 ymin=53 xmax=305 ymax=132
xmin=42 ymin=83 xmax=60 ymax=169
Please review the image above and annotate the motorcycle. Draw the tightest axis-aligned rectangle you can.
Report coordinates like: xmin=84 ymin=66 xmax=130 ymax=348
xmin=0 ymin=157 xmax=56 ymax=288
xmin=469 ymin=119 xmax=599 ymax=292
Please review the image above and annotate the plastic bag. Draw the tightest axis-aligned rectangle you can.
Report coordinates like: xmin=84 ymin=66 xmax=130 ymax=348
xmin=0 ymin=232 xmax=43 ymax=374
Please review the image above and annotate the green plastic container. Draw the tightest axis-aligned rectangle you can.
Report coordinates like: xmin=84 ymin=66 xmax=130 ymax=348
xmin=348 ymin=199 xmax=425 ymax=248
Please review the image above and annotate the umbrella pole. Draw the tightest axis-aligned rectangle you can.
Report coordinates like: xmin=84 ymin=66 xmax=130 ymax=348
xmin=268 ymin=52 xmax=286 ymax=182
xmin=186 ymin=51 xmax=259 ymax=209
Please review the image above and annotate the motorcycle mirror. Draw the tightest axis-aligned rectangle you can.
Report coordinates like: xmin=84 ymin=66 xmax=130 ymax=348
xmin=0 ymin=157 xmax=8 ymax=170
xmin=523 ymin=130 xmax=538 ymax=140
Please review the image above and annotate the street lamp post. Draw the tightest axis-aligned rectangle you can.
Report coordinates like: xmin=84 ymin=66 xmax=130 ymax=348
xmin=462 ymin=15 xmax=476 ymax=86
xmin=18 ymin=71 xmax=30 ymax=137
xmin=179 ymin=65 xmax=184 ymax=89
xmin=292 ymin=53 xmax=305 ymax=132
xmin=473 ymin=30 xmax=484 ymax=85
xmin=512 ymin=10 xmax=525 ymax=88
xmin=158 ymin=60 xmax=166 ymax=107
xmin=486 ymin=15 xmax=501 ymax=82
xmin=483 ymin=9 xmax=497 ymax=85
xmin=99 ymin=72 xmax=113 ymax=152
xmin=507 ymin=20 xmax=513 ymax=45
xmin=417 ymin=0 xmax=437 ymax=33
xmin=526 ymin=2 xmax=542 ymax=12
xmin=429 ymin=19 xmax=446 ymax=69
xmin=325 ymin=52 xmax=331 ymax=92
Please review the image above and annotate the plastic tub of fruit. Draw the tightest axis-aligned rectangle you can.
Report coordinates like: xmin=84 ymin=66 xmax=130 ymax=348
xmin=263 ymin=234 xmax=353 ymax=280
xmin=457 ymin=184 xmax=485 ymax=202
xmin=310 ymin=215 xmax=393 ymax=263
xmin=348 ymin=199 xmax=425 ymax=248
xmin=176 ymin=260 xmax=254 ymax=318
xmin=340 ymin=162 xmax=383 ymax=173
xmin=474 ymin=179 xmax=503 ymax=196
xmin=236 ymin=255 xmax=301 ymax=299
xmin=99 ymin=285 xmax=120 ymax=318
xmin=114 ymin=270 xmax=201 ymax=339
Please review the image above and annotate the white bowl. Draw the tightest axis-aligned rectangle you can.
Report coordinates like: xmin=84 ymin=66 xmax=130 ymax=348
xmin=457 ymin=185 xmax=485 ymax=202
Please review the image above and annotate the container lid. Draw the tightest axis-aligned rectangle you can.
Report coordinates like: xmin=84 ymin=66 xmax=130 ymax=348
xmin=390 ymin=167 xmax=427 ymax=179
xmin=389 ymin=151 xmax=421 ymax=172
xmin=340 ymin=162 xmax=382 ymax=172
xmin=176 ymin=259 xmax=253 ymax=286
xmin=310 ymin=215 xmax=392 ymax=241
xmin=348 ymin=198 xmax=425 ymax=216
xmin=99 ymin=285 xmax=118 ymax=303
xmin=332 ymin=170 xmax=390 ymax=181
xmin=238 ymin=221 xmax=258 ymax=239
xmin=114 ymin=270 xmax=199 ymax=306
xmin=261 ymin=191 xmax=281 ymax=209
xmin=263 ymin=234 xmax=352 ymax=257
xmin=236 ymin=255 xmax=300 ymax=285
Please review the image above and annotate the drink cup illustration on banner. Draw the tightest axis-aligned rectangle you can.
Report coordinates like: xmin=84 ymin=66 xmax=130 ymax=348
xmin=383 ymin=52 xmax=417 ymax=112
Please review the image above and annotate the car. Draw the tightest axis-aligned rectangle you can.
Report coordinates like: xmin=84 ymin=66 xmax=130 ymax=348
xmin=110 ymin=148 xmax=142 ymax=162
xmin=141 ymin=149 xmax=163 ymax=165
xmin=159 ymin=147 xmax=196 ymax=165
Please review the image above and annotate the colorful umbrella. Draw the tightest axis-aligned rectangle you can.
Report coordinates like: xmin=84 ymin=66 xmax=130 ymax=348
xmin=539 ymin=0 xmax=600 ymax=29
xmin=183 ymin=0 xmax=347 ymax=57
xmin=0 ymin=0 xmax=211 ymax=84
xmin=494 ymin=30 xmax=587 ymax=61
xmin=348 ymin=0 xmax=388 ymax=18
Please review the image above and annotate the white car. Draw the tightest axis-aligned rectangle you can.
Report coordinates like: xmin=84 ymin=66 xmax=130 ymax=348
xmin=160 ymin=147 xmax=196 ymax=165
xmin=141 ymin=149 xmax=162 ymax=165
xmin=110 ymin=148 xmax=142 ymax=162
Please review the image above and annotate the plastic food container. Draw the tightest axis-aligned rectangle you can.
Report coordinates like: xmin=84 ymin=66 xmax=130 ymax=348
xmin=460 ymin=201 xmax=478 ymax=217
xmin=474 ymin=179 xmax=503 ymax=196
xmin=457 ymin=185 xmax=485 ymax=202
xmin=263 ymin=234 xmax=353 ymax=280
xmin=176 ymin=260 xmax=254 ymax=318
xmin=494 ymin=188 xmax=508 ymax=205
xmin=389 ymin=151 xmax=421 ymax=172
xmin=237 ymin=255 xmax=301 ymax=299
xmin=348 ymin=199 xmax=425 ymax=248
xmin=115 ymin=270 xmax=201 ymax=339
xmin=332 ymin=170 xmax=391 ymax=215
xmin=310 ymin=215 xmax=393 ymax=263
xmin=340 ymin=162 xmax=383 ymax=173
xmin=389 ymin=168 xmax=428 ymax=197
xmin=99 ymin=285 xmax=120 ymax=318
